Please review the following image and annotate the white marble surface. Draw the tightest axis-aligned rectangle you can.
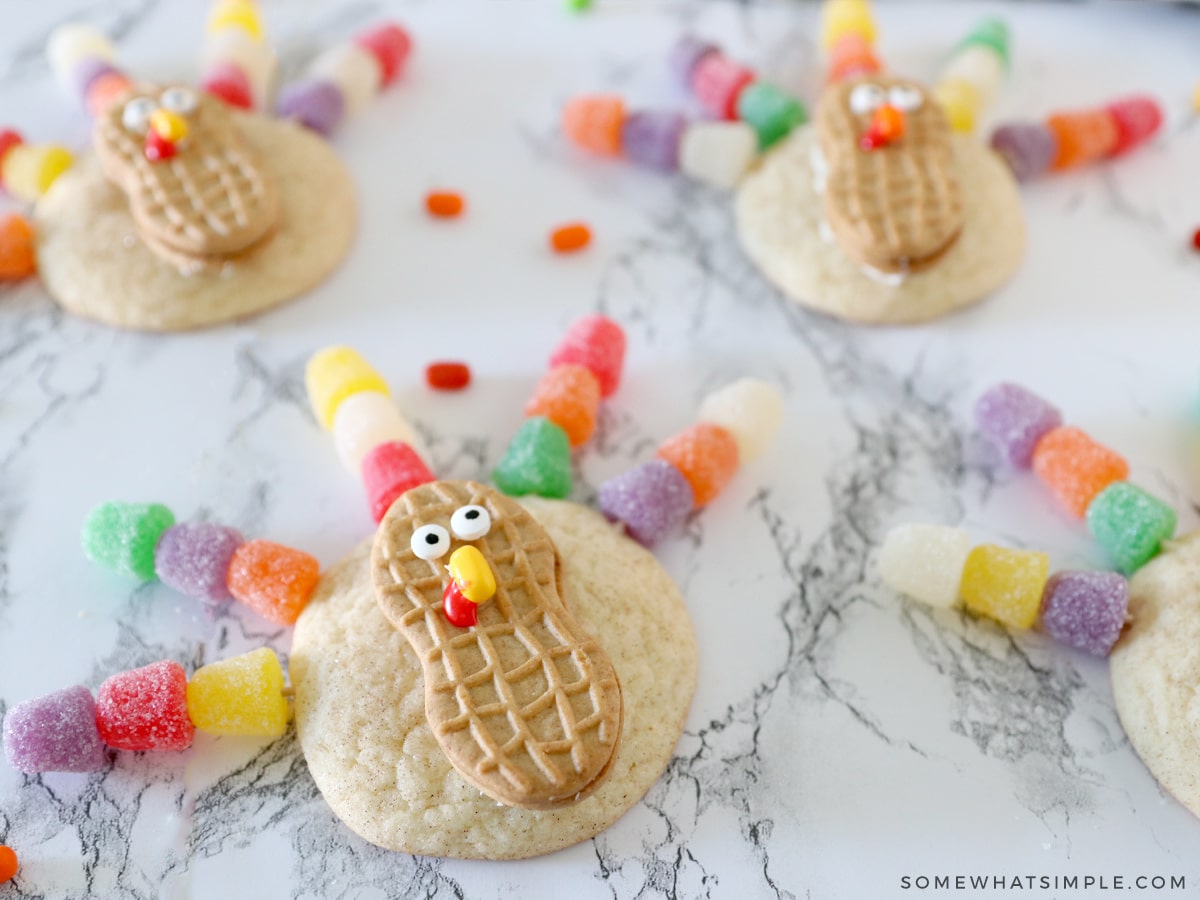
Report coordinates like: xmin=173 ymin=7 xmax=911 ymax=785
xmin=2 ymin=1 xmax=1200 ymax=897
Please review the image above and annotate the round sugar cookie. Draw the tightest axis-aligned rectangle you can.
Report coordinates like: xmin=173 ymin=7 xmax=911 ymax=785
xmin=34 ymin=113 xmax=355 ymax=332
xmin=735 ymin=125 xmax=1025 ymax=325
xmin=1110 ymin=531 xmax=1200 ymax=819
xmin=290 ymin=498 xmax=699 ymax=859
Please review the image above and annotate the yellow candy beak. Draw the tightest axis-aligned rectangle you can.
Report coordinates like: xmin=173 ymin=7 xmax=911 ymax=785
xmin=150 ymin=108 xmax=189 ymax=143
xmin=447 ymin=545 xmax=496 ymax=605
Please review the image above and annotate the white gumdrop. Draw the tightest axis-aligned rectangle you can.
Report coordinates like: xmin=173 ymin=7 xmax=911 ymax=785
xmin=878 ymin=524 xmax=972 ymax=609
xmin=697 ymin=378 xmax=783 ymax=463
xmin=203 ymin=28 xmax=276 ymax=108
xmin=48 ymin=24 xmax=115 ymax=89
xmin=939 ymin=43 xmax=1004 ymax=108
xmin=309 ymin=44 xmax=381 ymax=117
xmin=679 ymin=121 xmax=758 ymax=190
xmin=332 ymin=390 xmax=419 ymax=474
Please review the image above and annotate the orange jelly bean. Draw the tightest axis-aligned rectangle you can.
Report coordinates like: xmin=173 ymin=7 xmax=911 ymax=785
xmin=0 ymin=845 xmax=17 ymax=884
xmin=1032 ymin=426 xmax=1129 ymax=518
xmin=425 ymin=191 xmax=464 ymax=218
xmin=524 ymin=364 xmax=601 ymax=447
xmin=226 ymin=539 xmax=321 ymax=625
xmin=1047 ymin=110 xmax=1118 ymax=170
xmin=657 ymin=422 xmax=740 ymax=508
xmin=550 ymin=222 xmax=592 ymax=253
xmin=562 ymin=94 xmax=625 ymax=156
xmin=0 ymin=214 xmax=36 ymax=280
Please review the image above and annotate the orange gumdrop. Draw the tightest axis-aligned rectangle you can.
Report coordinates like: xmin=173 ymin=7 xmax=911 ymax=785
xmin=562 ymin=94 xmax=625 ymax=156
xmin=226 ymin=539 xmax=321 ymax=625
xmin=0 ymin=214 xmax=35 ymax=280
xmin=657 ymin=422 xmax=740 ymax=507
xmin=827 ymin=33 xmax=881 ymax=83
xmin=525 ymin=364 xmax=601 ymax=447
xmin=1047 ymin=110 xmax=1118 ymax=170
xmin=86 ymin=71 xmax=133 ymax=118
xmin=550 ymin=222 xmax=592 ymax=254
xmin=1032 ymin=426 xmax=1129 ymax=518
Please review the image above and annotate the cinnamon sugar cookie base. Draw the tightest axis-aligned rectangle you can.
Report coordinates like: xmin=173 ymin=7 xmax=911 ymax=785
xmin=290 ymin=499 xmax=698 ymax=859
xmin=34 ymin=113 xmax=355 ymax=332
xmin=735 ymin=126 xmax=1025 ymax=325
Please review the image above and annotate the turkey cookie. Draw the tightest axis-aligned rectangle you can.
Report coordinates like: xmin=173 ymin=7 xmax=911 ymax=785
xmin=291 ymin=493 xmax=698 ymax=859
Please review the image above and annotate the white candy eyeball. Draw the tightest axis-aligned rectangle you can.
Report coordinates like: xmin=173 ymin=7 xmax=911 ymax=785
xmin=888 ymin=84 xmax=924 ymax=112
xmin=849 ymin=83 xmax=886 ymax=115
xmin=411 ymin=524 xmax=451 ymax=560
xmin=450 ymin=505 xmax=491 ymax=541
xmin=122 ymin=96 xmax=157 ymax=133
xmin=160 ymin=87 xmax=198 ymax=115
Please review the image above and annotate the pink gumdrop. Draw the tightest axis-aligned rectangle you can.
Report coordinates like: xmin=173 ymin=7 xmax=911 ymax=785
xmin=362 ymin=441 xmax=436 ymax=523
xmin=355 ymin=23 xmax=412 ymax=87
xmin=1106 ymin=95 xmax=1162 ymax=156
xmin=548 ymin=315 xmax=627 ymax=398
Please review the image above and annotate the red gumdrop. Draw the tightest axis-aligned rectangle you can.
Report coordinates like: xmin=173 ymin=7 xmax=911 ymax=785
xmin=355 ymin=23 xmax=412 ymax=86
xmin=0 ymin=130 xmax=23 ymax=182
xmin=362 ymin=441 xmax=437 ymax=523
xmin=426 ymin=361 xmax=471 ymax=390
xmin=95 ymin=660 xmax=194 ymax=752
xmin=442 ymin=580 xmax=478 ymax=628
xmin=1106 ymin=96 xmax=1162 ymax=156
xmin=548 ymin=315 xmax=626 ymax=398
xmin=203 ymin=64 xmax=253 ymax=109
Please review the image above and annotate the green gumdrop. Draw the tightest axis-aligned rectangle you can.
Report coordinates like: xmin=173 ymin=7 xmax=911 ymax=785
xmin=961 ymin=17 xmax=1010 ymax=67
xmin=81 ymin=501 xmax=175 ymax=581
xmin=493 ymin=417 xmax=572 ymax=499
xmin=735 ymin=82 xmax=807 ymax=150
xmin=1086 ymin=482 xmax=1176 ymax=575
xmin=564 ymin=0 xmax=592 ymax=12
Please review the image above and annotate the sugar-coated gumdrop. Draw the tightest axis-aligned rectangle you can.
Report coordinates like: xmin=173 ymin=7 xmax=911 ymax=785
xmin=821 ymin=0 xmax=876 ymax=50
xmin=827 ymin=33 xmax=881 ymax=83
xmin=82 ymin=501 xmax=175 ymax=581
xmin=690 ymin=52 xmax=755 ymax=121
xmin=306 ymin=346 xmax=389 ymax=430
xmin=71 ymin=58 xmax=119 ymax=99
xmin=598 ymin=459 xmax=695 ymax=546
xmin=0 ymin=214 xmax=36 ymax=281
xmin=202 ymin=63 xmax=253 ymax=109
xmin=1032 ymin=426 xmax=1129 ymax=518
xmin=1048 ymin=110 xmax=1118 ymax=170
xmin=154 ymin=521 xmax=245 ymax=603
xmin=959 ymin=544 xmax=1050 ymax=630
xmin=550 ymin=223 xmax=592 ymax=254
xmin=3 ymin=685 xmax=108 ymax=773
xmin=426 ymin=361 xmax=471 ymax=390
xmin=425 ymin=191 xmax=465 ymax=218
xmin=548 ymin=315 xmax=626 ymax=398
xmin=1039 ymin=570 xmax=1128 ymax=656
xmin=1106 ymin=96 xmax=1162 ymax=156
xmin=933 ymin=79 xmax=979 ymax=134
xmin=940 ymin=43 xmax=1004 ymax=109
xmin=878 ymin=524 xmax=972 ymax=609
xmin=562 ymin=94 xmax=625 ymax=156
xmin=696 ymin=378 xmax=783 ymax=463
xmin=86 ymin=71 xmax=133 ymax=117
xmin=669 ymin=36 xmax=718 ymax=88
xmin=202 ymin=27 xmax=274 ymax=103
xmin=656 ymin=422 xmax=740 ymax=508
xmin=226 ymin=539 xmax=321 ymax=626
xmin=1086 ymin=482 xmax=1176 ymax=575
xmin=362 ymin=441 xmax=437 ymax=522
xmin=493 ymin=417 xmax=573 ymax=499
xmin=95 ymin=660 xmax=194 ymax=752
xmin=736 ymin=82 xmax=807 ymax=149
xmin=679 ymin=121 xmax=758 ymax=188
xmin=48 ymin=24 xmax=115 ymax=89
xmin=525 ymin=364 xmax=602 ymax=447
xmin=621 ymin=111 xmax=688 ymax=171
xmin=974 ymin=382 xmax=1062 ymax=469
xmin=206 ymin=0 xmax=264 ymax=40
xmin=990 ymin=122 xmax=1058 ymax=182
xmin=276 ymin=79 xmax=345 ymax=136
xmin=1 ymin=144 xmax=74 ymax=203
xmin=185 ymin=647 xmax=289 ymax=737
xmin=0 ymin=130 xmax=23 ymax=171
xmin=0 ymin=846 xmax=16 ymax=884
xmin=355 ymin=23 xmax=412 ymax=87
xmin=310 ymin=44 xmax=380 ymax=117
xmin=960 ymin=17 xmax=1009 ymax=65
xmin=332 ymin=390 xmax=418 ymax=474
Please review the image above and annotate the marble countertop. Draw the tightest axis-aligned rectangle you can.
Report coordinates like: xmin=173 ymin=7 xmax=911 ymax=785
xmin=3 ymin=1 xmax=1200 ymax=897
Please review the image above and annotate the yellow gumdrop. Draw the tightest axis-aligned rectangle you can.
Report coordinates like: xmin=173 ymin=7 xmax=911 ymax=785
xmin=821 ymin=0 xmax=876 ymax=51
xmin=207 ymin=0 xmax=264 ymax=41
xmin=1 ymin=144 xmax=74 ymax=203
xmin=186 ymin=647 xmax=290 ymax=737
xmin=150 ymin=109 xmax=189 ymax=142
xmin=959 ymin=544 xmax=1049 ymax=631
xmin=1193 ymin=82 xmax=1200 ymax=114
xmin=934 ymin=79 xmax=979 ymax=134
xmin=306 ymin=346 xmax=390 ymax=430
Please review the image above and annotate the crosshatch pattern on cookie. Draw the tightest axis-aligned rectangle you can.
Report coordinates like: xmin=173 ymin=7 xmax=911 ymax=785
xmin=371 ymin=480 xmax=623 ymax=810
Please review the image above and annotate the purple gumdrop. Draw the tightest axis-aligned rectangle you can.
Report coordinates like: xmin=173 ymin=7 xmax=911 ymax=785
xmin=1039 ymin=570 xmax=1129 ymax=656
xmin=669 ymin=35 xmax=718 ymax=89
xmin=990 ymin=123 xmax=1058 ymax=182
xmin=974 ymin=382 xmax=1062 ymax=469
xmin=155 ymin=521 xmax=245 ymax=604
xmin=72 ymin=58 xmax=118 ymax=99
xmin=598 ymin=459 xmax=694 ymax=546
xmin=621 ymin=111 xmax=688 ymax=172
xmin=4 ymin=685 xmax=109 ymax=773
xmin=276 ymin=79 xmax=345 ymax=136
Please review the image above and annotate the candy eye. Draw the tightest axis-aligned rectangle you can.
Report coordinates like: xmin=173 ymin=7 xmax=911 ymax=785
xmin=411 ymin=524 xmax=450 ymax=560
xmin=888 ymin=85 xmax=923 ymax=112
xmin=849 ymin=83 xmax=886 ymax=115
xmin=450 ymin=505 xmax=491 ymax=541
xmin=122 ymin=97 xmax=157 ymax=133
xmin=160 ymin=87 xmax=198 ymax=115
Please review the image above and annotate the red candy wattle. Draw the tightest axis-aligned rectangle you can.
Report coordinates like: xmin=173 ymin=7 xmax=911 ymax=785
xmin=144 ymin=129 xmax=176 ymax=163
xmin=442 ymin=580 xmax=478 ymax=628
xmin=95 ymin=660 xmax=195 ymax=752
xmin=362 ymin=441 xmax=437 ymax=522
xmin=355 ymin=23 xmax=412 ymax=86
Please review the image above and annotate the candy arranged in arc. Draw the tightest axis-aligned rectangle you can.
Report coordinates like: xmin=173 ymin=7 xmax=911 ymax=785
xmin=990 ymin=122 xmax=1058 ymax=182
xmin=621 ymin=110 xmax=688 ymax=171
xmin=525 ymin=364 xmax=602 ymax=447
xmin=333 ymin=390 xmax=419 ymax=474
xmin=425 ymin=361 xmax=471 ymax=389
xmin=493 ymin=416 xmax=573 ymax=499
xmin=355 ymin=23 xmax=412 ymax=87
xmin=1086 ymin=482 xmax=1176 ymax=575
xmin=678 ymin=121 xmax=758 ymax=189
xmin=1048 ymin=110 xmax=1118 ymax=170
xmin=669 ymin=35 xmax=718 ymax=88
xmin=959 ymin=544 xmax=1050 ymax=630
xmin=95 ymin=660 xmax=195 ymax=752
xmin=186 ymin=648 xmax=289 ymax=737
xmin=878 ymin=524 xmax=972 ymax=609
xmin=974 ymin=382 xmax=1062 ymax=468
xmin=656 ymin=422 xmax=740 ymax=508
xmin=276 ymin=79 xmax=345 ymax=136
xmin=154 ymin=521 xmax=245 ymax=603
xmin=0 ymin=214 xmax=36 ymax=281
xmin=736 ymin=82 xmax=807 ymax=149
xmin=48 ymin=24 xmax=115 ymax=89
xmin=933 ymin=79 xmax=980 ymax=134
xmin=821 ymin=0 xmax=876 ymax=50
xmin=1031 ymin=426 xmax=1129 ymax=518
xmin=550 ymin=222 xmax=592 ymax=253
xmin=82 ymin=501 xmax=176 ymax=581
xmin=306 ymin=346 xmax=390 ymax=430
xmin=1 ymin=144 xmax=74 ymax=204
xmin=598 ymin=459 xmax=695 ymax=546
xmin=1039 ymin=570 xmax=1128 ymax=656
xmin=3 ymin=685 xmax=109 ymax=773
xmin=362 ymin=440 xmax=437 ymax=523
xmin=310 ymin=43 xmax=381 ymax=117
xmin=1106 ymin=96 xmax=1162 ymax=156
xmin=227 ymin=539 xmax=321 ymax=625
xmin=549 ymin=315 xmax=625 ymax=397
xmin=696 ymin=378 xmax=784 ymax=463
xmin=563 ymin=94 xmax=626 ymax=156
xmin=690 ymin=52 xmax=755 ymax=121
